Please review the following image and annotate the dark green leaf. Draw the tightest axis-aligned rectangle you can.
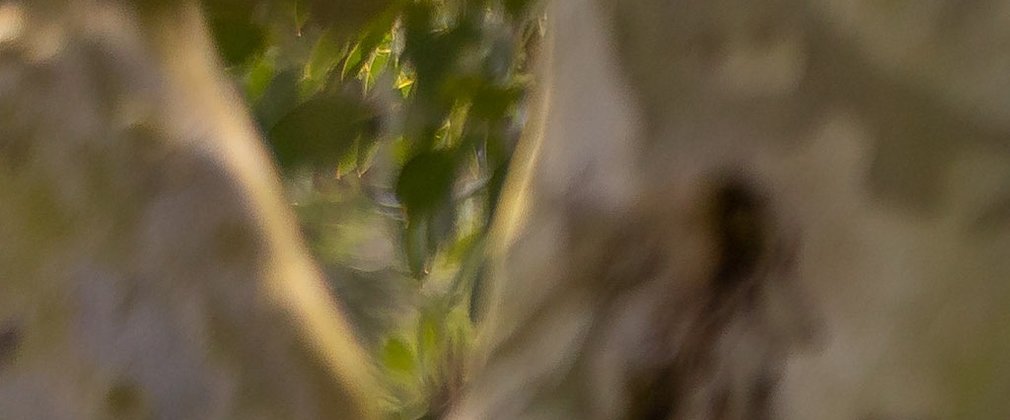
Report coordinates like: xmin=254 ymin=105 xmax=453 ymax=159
xmin=303 ymin=28 xmax=348 ymax=93
xmin=207 ymin=13 xmax=266 ymax=67
xmin=403 ymin=215 xmax=430 ymax=278
xmin=254 ymin=69 xmax=301 ymax=129
xmin=307 ymin=0 xmax=395 ymax=34
xmin=471 ymin=85 xmax=523 ymax=120
xmin=267 ymin=95 xmax=372 ymax=169
xmin=395 ymin=150 xmax=456 ymax=216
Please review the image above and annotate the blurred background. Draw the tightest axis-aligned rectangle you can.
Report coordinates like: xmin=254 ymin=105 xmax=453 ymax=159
xmin=203 ymin=0 xmax=542 ymax=416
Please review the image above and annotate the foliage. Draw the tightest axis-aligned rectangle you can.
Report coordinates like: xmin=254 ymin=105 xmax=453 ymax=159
xmin=203 ymin=0 xmax=543 ymax=416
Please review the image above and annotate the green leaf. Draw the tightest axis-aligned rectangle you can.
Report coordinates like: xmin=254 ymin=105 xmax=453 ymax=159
xmin=355 ymin=132 xmax=381 ymax=176
xmin=307 ymin=0 xmax=395 ymax=34
xmin=254 ymin=69 xmax=301 ymax=130
xmin=340 ymin=40 xmax=368 ymax=81
xmin=267 ymin=95 xmax=372 ymax=169
xmin=403 ymin=216 xmax=430 ymax=278
xmin=382 ymin=337 xmax=416 ymax=375
xmin=341 ymin=21 xmax=394 ymax=81
xmin=396 ymin=74 xmax=415 ymax=98
xmin=416 ymin=307 xmax=443 ymax=374
xmin=303 ymin=28 xmax=348 ymax=94
xmin=243 ymin=52 xmax=276 ymax=101
xmin=207 ymin=14 xmax=266 ymax=67
xmin=395 ymin=150 xmax=456 ymax=216
xmin=470 ymin=84 xmax=523 ymax=120
xmin=334 ymin=137 xmax=360 ymax=179
xmin=364 ymin=48 xmax=391 ymax=92
xmin=401 ymin=201 xmax=456 ymax=280
xmin=504 ymin=0 xmax=535 ymax=21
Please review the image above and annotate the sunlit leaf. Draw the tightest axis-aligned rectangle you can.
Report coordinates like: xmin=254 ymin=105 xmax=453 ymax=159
xmin=341 ymin=18 xmax=395 ymax=81
xmin=364 ymin=49 xmax=391 ymax=92
xmin=355 ymin=133 xmax=381 ymax=176
xmin=396 ymin=74 xmax=415 ymax=98
xmin=382 ymin=337 xmax=416 ymax=374
xmin=417 ymin=310 xmax=441 ymax=368
xmin=243 ymin=52 xmax=276 ymax=101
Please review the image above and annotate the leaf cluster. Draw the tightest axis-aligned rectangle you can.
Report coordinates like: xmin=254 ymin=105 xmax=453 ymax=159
xmin=203 ymin=0 xmax=542 ymax=416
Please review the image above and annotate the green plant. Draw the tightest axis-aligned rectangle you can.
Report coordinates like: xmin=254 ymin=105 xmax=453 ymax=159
xmin=204 ymin=0 xmax=542 ymax=416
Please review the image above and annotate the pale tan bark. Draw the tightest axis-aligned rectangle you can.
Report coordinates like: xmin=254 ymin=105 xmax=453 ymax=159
xmin=0 ymin=1 xmax=377 ymax=418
